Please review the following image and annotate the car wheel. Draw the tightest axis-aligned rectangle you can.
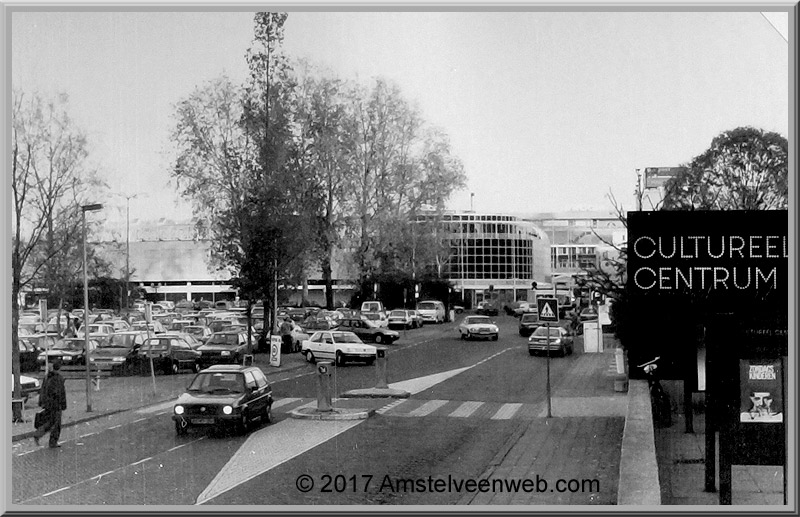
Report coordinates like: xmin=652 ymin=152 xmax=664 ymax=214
xmin=236 ymin=412 xmax=250 ymax=435
xmin=175 ymin=420 xmax=188 ymax=436
xmin=460 ymin=332 xmax=466 ymax=340
xmin=335 ymin=351 xmax=345 ymax=367
xmin=193 ymin=361 xmax=201 ymax=373
xmin=264 ymin=403 xmax=273 ymax=424
xmin=306 ymin=351 xmax=316 ymax=364
xmin=171 ymin=361 xmax=180 ymax=375
xmin=374 ymin=334 xmax=384 ymax=344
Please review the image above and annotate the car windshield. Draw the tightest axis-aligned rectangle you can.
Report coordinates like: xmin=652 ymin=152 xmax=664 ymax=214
xmin=417 ymin=303 xmax=435 ymax=310
xmin=521 ymin=314 xmax=539 ymax=323
xmin=205 ymin=334 xmax=240 ymax=347
xmin=141 ymin=339 xmax=170 ymax=351
xmin=184 ymin=326 xmax=206 ymax=336
xmin=187 ymin=372 xmax=245 ymax=394
xmin=466 ymin=316 xmax=491 ymax=325
xmin=333 ymin=333 xmax=362 ymax=344
xmin=100 ymin=334 xmax=137 ymax=349
xmin=532 ymin=327 xmax=564 ymax=337
xmin=53 ymin=340 xmax=84 ymax=351
xmin=390 ymin=311 xmax=406 ymax=317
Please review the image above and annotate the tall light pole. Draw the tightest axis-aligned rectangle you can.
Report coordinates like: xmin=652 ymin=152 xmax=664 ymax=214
xmin=118 ymin=193 xmax=145 ymax=311
xmin=82 ymin=203 xmax=103 ymax=413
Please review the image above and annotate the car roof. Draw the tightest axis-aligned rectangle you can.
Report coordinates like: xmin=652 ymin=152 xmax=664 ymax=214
xmin=200 ymin=364 xmax=258 ymax=373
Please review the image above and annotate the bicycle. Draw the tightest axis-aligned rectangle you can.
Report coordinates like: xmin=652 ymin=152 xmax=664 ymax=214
xmin=638 ymin=356 xmax=672 ymax=428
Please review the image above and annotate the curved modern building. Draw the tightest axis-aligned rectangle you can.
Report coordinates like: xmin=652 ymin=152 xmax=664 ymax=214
xmin=417 ymin=210 xmax=551 ymax=306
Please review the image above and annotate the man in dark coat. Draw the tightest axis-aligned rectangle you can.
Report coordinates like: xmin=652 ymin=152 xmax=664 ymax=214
xmin=279 ymin=317 xmax=294 ymax=354
xmin=33 ymin=361 xmax=67 ymax=448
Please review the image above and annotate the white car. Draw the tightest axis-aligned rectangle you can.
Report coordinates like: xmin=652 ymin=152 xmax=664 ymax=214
xmin=387 ymin=310 xmax=414 ymax=330
xmin=458 ymin=315 xmax=499 ymax=341
xmin=416 ymin=300 xmax=446 ymax=323
xmin=301 ymin=331 xmax=377 ymax=367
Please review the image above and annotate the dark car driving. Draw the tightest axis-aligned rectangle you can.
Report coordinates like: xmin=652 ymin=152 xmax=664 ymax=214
xmin=172 ymin=365 xmax=273 ymax=436
xmin=336 ymin=318 xmax=399 ymax=344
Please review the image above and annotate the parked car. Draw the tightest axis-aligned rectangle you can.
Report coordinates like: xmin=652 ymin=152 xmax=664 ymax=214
xmin=387 ymin=310 xmax=414 ymax=330
xmin=458 ymin=315 xmax=499 ymax=341
xmin=180 ymin=325 xmax=212 ymax=345
xmin=528 ymin=326 xmax=574 ymax=356
xmin=360 ymin=300 xmax=385 ymax=314
xmin=337 ymin=318 xmax=399 ymax=345
xmin=416 ymin=300 xmax=446 ymax=324
xmin=12 ymin=373 xmax=41 ymax=402
xmin=18 ymin=338 xmax=44 ymax=372
xmin=172 ymin=365 xmax=273 ymax=436
xmin=360 ymin=311 xmax=388 ymax=328
xmin=77 ymin=323 xmax=115 ymax=344
xmin=301 ymin=330 xmax=377 ymax=366
xmin=267 ymin=322 xmax=310 ymax=353
xmin=138 ymin=335 xmax=202 ymax=375
xmin=37 ymin=338 xmax=99 ymax=367
xmin=407 ymin=310 xmax=425 ymax=329
xmin=88 ymin=330 xmax=149 ymax=374
xmin=197 ymin=331 xmax=252 ymax=367
xmin=301 ymin=316 xmax=338 ymax=333
xmin=475 ymin=302 xmax=499 ymax=317
xmin=168 ymin=319 xmax=195 ymax=333
xmin=518 ymin=313 xmax=544 ymax=337
xmin=107 ymin=319 xmax=131 ymax=332
xmin=130 ymin=320 xmax=167 ymax=334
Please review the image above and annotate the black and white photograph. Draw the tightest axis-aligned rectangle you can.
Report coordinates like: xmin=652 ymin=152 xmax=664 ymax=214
xmin=5 ymin=4 xmax=794 ymax=510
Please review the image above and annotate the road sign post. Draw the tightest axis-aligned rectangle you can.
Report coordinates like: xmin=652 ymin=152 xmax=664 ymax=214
xmin=537 ymin=297 xmax=560 ymax=419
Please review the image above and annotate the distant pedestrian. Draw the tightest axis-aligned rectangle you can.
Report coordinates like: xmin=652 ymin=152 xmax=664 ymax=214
xmin=279 ymin=317 xmax=294 ymax=354
xmin=33 ymin=362 xmax=67 ymax=448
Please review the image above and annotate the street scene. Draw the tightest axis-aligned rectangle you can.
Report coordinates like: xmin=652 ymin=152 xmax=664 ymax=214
xmin=7 ymin=8 xmax=791 ymax=511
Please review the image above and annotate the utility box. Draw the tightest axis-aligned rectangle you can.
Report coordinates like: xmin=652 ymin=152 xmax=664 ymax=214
xmin=583 ymin=322 xmax=603 ymax=353
xmin=316 ymin=361 xmax=333 ymax=411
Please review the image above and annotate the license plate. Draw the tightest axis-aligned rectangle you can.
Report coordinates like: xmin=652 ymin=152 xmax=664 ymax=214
xmin=192 ymin=418 xmax=214 ymax=425
xmin=221 ymin=351 xmax=230 ymax=356
xmin=480 ymin=329 xmax=489 ymax=333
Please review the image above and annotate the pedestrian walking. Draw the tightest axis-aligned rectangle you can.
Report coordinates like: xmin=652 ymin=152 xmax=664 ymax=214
xmin=32 ymin=362 xmax=67 ymax=448
xmin=279 ymin=317 xmax=294 ymax=354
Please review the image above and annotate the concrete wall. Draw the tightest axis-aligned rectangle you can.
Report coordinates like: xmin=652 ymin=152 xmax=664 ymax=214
xmin=617 ymin=379 xmax=662 ymax=505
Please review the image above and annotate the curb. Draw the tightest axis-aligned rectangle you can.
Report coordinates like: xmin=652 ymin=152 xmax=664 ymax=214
xmin=288 ymin=407 xmax=376 ymax=421
xmin=339 ymin=388 xmax=411 ymax=399
xmin=617 ymin=379 xmax=662 ymax=505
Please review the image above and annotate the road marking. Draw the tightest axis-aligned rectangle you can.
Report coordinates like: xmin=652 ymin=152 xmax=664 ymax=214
xmin=42 ymin=486 xmax=70 ymax=497
xmin=79 ymin=432 xmax=96 ymax=438
xmin=91 ymin=470 xmax=114 ymax=481
xmin=408 ymin=399 xmax=448 ymax=417
xmin=196 ymin=419 xmax=363 ymax=505
xmin=17 ymin=450 xmax=36 ymax=457
xmin=449 ymin=401 xmax=484 ymax=418
xmin=131 ymin=457 xmax=151 ymax=466
xmin=132 ymin=418 xmax=147 ymax=423
xmin=109 ymin=424 xmax=121 ymax=429
xmin=491 ymin=403 xmax=523 ymax=420
xmin=376 ymin=398 xmax=407 ymax=415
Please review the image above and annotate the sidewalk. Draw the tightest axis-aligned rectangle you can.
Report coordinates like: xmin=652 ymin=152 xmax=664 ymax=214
xmin=462 ymin=337 xmax=628 ymax=505
xmin=654 ymin=405 xmax=786 ymax=505
xmin=11 ymin=351 xmax=309 ymax=442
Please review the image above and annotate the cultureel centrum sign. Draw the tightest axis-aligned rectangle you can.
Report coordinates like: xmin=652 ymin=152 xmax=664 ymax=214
xmin=627 ymin=211 xmax=788 ymax=301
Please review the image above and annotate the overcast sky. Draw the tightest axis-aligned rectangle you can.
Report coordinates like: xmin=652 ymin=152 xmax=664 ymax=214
xmin=10 ymin=9 xmax=790 ymax=225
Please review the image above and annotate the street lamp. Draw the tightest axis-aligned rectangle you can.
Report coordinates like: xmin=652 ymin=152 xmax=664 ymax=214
xmin=82 ymin=202 xmax=103 ymax=413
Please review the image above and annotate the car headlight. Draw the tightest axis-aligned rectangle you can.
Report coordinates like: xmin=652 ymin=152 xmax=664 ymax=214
xmin=222 ymin=405 xmax=233 ymax=415
xmin=63 ymin=356 xmax=72 ymax=361
xmin=113 ymin=357 xmax=124 ymax=362
xmin=174 ymin=405 xmax=184 ymax=415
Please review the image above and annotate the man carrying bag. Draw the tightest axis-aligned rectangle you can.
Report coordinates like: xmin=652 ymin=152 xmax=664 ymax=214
xmin=33 ymin=362 xmax=67 ymax=448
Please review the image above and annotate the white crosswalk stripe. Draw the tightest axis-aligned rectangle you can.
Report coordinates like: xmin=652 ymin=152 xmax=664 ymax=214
xmin=490 ymin=403 xmax=523 ymax=420
xmin=449 ymin=401 xmax=484 ymax=418
xmin=408 ymin=399 xmax=449 ymax=417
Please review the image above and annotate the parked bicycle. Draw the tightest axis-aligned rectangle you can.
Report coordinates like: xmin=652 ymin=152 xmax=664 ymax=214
xmin=638 ymin=356 xmax=672 ymax=428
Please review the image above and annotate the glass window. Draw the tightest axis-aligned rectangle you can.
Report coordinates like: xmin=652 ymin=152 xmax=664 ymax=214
xmin=244 ymin=371 xmax=257 ymax=389
xmin=254 ymin=370 xmax=268 ymax=389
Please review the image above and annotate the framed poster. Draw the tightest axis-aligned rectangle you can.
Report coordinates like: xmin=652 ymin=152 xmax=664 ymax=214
xmin=739 ymin=359 xmax=783 ymax=424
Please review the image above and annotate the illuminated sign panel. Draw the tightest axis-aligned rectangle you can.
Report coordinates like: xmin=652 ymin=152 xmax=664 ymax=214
xmin=627 ymin=211 xmax=788 ymax=307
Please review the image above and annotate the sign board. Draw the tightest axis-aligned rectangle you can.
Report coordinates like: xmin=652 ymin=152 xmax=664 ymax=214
xmin=643 ymin=166 xmax=686 ymax=188
xmin=269 ymin=335 xmax=282 ymax=367
xmin=739 ymin=358 xmax=783 ymax=424
xmin=536 ymin=298 xmax=559 ymax=322
xmin=39 ymin=299 xmax=47 ymax=324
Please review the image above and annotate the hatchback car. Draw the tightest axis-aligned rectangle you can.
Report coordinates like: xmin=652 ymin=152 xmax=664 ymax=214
xmin=528 ymin=326 xmax=575 ymax=356
xmin=337 ymin=318 xmax=398 ymax=344
xmin=458 ymin=315 xmax=499 ymax=341
xmin=301 ymin=331 xmax=377 ymax=366
xmin=89 ymin=330 xmax=149 ymax=374
xmin=387 ymin=310 xmax=414 ymax=330
xmin=172 ymin=365 xmax=273 ymax=436
xmin=37 ymin=338 xmax=99 ymax=366
xmin=197 ymin=331 xmax=251 ymax=367
xmin=518 ymin=313 xmax=543 ymax=337
xmin=138 ymin=335 xmax=202 ymax=375
xmin=12 ymin=373 xmax=41 ymax=402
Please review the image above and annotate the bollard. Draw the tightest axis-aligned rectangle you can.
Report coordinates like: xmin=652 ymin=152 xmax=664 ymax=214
xmin=375 ymin=347 xmax=389 ymax=389
xmin=615 ymin=348 xmax=626 ymax=375
xmin=316 ymin=361 xmax=334 ymax=412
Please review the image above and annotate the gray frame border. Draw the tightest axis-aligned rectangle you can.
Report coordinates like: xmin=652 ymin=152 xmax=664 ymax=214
xmin=2 ymin=1 xmax=796 ymax=515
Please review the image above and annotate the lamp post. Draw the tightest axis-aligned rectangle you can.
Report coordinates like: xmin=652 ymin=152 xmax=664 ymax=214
xmin=82 ymin=203 xmax=103 ymax=413
xmin=119 ymin=193 xmax=144 ymax=311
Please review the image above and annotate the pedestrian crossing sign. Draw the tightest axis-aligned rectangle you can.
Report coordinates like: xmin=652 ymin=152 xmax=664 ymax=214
xmin=537 ymin=298 xmax=559 ymax=322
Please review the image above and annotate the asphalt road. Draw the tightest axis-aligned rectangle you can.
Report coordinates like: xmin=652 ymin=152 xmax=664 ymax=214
xmin=13 ymin=314 xmax=586 ymax=506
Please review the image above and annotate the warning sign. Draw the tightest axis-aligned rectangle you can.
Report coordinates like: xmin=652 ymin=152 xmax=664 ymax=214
xmin=537 ymin=298 xmax=559 ymax=322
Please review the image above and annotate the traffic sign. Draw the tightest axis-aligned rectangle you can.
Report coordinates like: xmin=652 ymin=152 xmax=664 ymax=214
xmin=537 ymin=297 xmax=559 ymax=322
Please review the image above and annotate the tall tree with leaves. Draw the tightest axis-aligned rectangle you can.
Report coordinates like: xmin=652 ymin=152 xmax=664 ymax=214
xmin=661 ymin=126 xmax=788 ymax=211
xmin=11 ymin=90 xmax=100 ymax=418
